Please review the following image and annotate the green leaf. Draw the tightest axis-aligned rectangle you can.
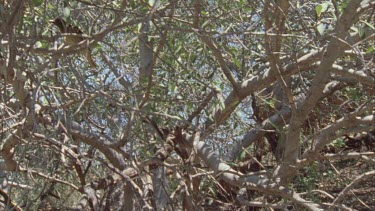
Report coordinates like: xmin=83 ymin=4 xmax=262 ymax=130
xmin=361 ymin=20 xmax=375 ymax=30
xmin=202 ymin=20 xmax=210 ymax=28
xmin=218 ymin=97 xmax=225 ymax=110
xmin=93 ymin=43 xmax=102 ymax=51
xmin=366 ymin=46 xmax=374 ymax=53
xmin=31 ymin=0 xmax=43 ymax=7
xmin=239 ymin=0 xmax=245 ymax=7
xmin=169 ymin=82 xmax=176 ymax=93
xmin=221 ymin=164 xmax=232 ymax=171
xmin=357 ymin=26 xmax=365 ymax=39
xmin=187 ymin=102 xmax=193 ymax=110
xmin=331 ymin=11 xmax=337 ymax=21
xmin=137 ymin=23 xmax=142 ymax=32
xmin=42 ymin=28 xmax=50 ymax=36
xmin=148 ymin=0 xmax=155 ymax=6
xmin=315 ymin=2 xmax=328 ymax=17
xmin=264 ymin=99 xmax=275 ymax=108
xmin=63 ymin=7 xmax=71 ymax=19
xmin=34 ymin=41 xmax=49 ymax=48
xmin=34 ymin=41 xmax=43 ymax=48
xmin=315 ymin=5 xmax=322 ymax=17
xmin=316 ymin=24 xmax=325 ymax=35
xmin=239 ymin=149 xmax=246 ymax=161
xmin=175 ymin=45 xmax=182 ymax=54
xmin=233 ymin=58 xmax=241 ymax=69
xmin=321 ymin=3 xmax=329 ymax=13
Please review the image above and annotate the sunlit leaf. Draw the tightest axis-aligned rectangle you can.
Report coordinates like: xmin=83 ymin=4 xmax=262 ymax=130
xmin=148 ymin=0 xmax=155 ymax=6
xmin=317 ymin=24 xmax=325 ymax=35
xmin=34 ymin=41 xmax=43 ymax=48
xmin=321 ymin=3 xmax=329 ymax=13
xmin=315 ymin=5 xmax=322 ymax=17
xmin=63 ymin=7 xmax=71 ymax=18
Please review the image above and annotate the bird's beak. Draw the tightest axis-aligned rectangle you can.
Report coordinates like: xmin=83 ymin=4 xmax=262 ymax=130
xmin=49 ymin=19 xmax=55 ymax=23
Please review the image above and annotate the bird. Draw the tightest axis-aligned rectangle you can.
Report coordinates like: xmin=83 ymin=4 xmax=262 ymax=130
xmin=50 ymin=17 xmax=97 ymax=67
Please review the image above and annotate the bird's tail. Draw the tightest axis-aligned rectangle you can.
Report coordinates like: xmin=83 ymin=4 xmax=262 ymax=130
xmin=85 ymin=49 xmax=97 ymax=68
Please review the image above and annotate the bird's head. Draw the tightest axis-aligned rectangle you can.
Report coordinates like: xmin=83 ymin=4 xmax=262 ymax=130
xmin=49 ymin=17 xmax=67 ymax=32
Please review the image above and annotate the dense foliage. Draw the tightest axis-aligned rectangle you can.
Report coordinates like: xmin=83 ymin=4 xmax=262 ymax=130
xmin=1 ymin=0 xmax=374 ymax=210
